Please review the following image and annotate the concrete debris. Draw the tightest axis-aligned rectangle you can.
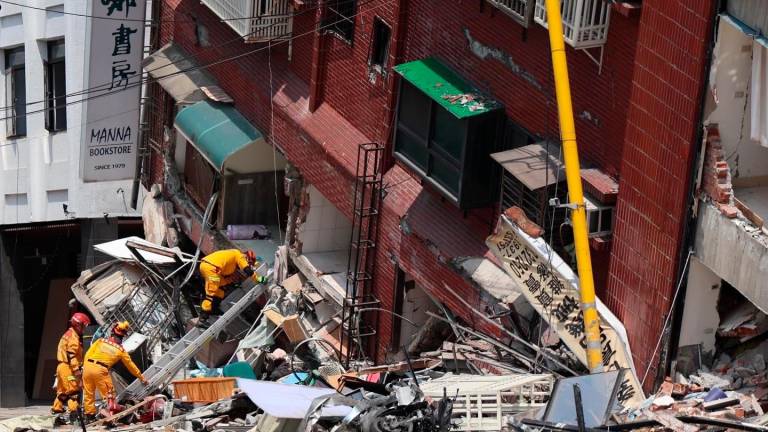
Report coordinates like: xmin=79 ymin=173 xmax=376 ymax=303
xmin=16 ymin=235 xmax=768 ymax=432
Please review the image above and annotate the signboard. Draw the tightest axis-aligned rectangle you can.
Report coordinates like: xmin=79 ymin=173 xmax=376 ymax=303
xmin=82 ymin=0 xmax=147 ymax=182
xmin=486 ymin=216 xmax=644 ymax=408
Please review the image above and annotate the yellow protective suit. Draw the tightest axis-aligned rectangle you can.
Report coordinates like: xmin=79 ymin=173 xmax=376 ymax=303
xmin=82 ymin=338 xmax=145 ymax=415
xmin=52 ymin=328 xmax=83 ymax=413
xmin=199 ymin=250 xmax=252 ymax=313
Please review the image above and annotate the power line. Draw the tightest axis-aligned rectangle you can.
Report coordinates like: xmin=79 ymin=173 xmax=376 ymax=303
xmin=0 ymin=0 xmax=295 ymax=23
xmin=0 ymin=0 xmax=361 ymax=112
xmin=0 ymin=0 xmax=389 ymax=126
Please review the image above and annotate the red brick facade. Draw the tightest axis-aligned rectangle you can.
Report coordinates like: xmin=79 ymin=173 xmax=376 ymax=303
xmin=148 ymin=0 xmax=716 ymax=385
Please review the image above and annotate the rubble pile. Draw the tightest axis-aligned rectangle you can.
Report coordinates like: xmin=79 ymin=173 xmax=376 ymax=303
xmin=19 ymin=237 xmax=768 ymax=432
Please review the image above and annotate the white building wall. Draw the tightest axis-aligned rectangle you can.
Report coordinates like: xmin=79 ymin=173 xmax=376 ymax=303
xmin=0 ymin=1 xmax=144 ymax=225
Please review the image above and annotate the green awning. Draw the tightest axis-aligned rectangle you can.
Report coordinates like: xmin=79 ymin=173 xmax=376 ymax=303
xmin=174 ymin=100 xmax=264 ymax=172
xmin=393 ymin=58 xmax=500 ymax=119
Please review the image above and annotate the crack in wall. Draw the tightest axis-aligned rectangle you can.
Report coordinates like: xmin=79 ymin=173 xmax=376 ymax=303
xmin=464 ymin=28 xmax=546 ymax=94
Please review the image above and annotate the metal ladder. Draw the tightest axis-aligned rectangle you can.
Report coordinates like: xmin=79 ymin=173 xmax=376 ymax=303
xmin=340 ymin=143 xmax=384 ymax=365
xmin=118 ymin=278 xmax=269 ymax=401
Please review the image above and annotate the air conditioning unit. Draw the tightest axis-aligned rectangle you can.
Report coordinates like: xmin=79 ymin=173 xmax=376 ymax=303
xmin=201 ymin=0 xmax=293 ymax=43
xmin=487 ymin=0 xmax=535 ymax=27
xmin=533 ymin=0 xmax=611 ymax=49
xmin=584 ymin=195 xmax=613 ymax=238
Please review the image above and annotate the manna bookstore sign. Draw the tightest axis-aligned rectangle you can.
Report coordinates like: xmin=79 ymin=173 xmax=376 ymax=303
xmin=82 ymin=0 xmax=146 ymax=181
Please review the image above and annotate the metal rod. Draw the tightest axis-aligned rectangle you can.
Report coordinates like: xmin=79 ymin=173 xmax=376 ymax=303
xmin=574 ymin=384 xmax=585 ymax=432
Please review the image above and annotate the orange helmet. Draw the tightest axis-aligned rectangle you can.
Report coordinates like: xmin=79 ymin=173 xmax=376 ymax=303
xmin=113 ymin=321 xmax=131 ymax=337
xmin=70 ymin=313 xmax=91 ymax=332
xmin=244 ymin=250 xmax=257 ymax=265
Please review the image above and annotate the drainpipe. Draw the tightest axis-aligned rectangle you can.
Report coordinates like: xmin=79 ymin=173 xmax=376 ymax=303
xmin=308 ymin=0 xmax=327 ymax=112
xmin=656 ymin=0 xmax=723 ymax=390
xmin=544 ymin=0 xmax=603 ymax=373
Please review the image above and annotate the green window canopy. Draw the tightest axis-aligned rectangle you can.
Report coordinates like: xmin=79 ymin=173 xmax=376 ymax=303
xmin=393 ymin=57 xmax=500 ymax=119
xmin=174 ymin=100 xmax=265 ymax=173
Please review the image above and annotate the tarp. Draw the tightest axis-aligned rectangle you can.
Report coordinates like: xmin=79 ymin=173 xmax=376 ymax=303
xmin=486 ymin=216 xmax=644 ymax=408
xmin=236 ymin=379 xmax=353 ymax=419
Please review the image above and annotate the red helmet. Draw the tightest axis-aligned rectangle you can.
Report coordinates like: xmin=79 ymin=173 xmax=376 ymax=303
xmin=70 ymin=313 xmax=91 ymax=329
xmin=244 ymin=250 xmax=257 ymax=265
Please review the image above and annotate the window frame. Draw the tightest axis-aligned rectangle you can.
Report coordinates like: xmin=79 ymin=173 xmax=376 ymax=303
xmin=5 ymin=46 xmax=26 ymax=138
xmin=393 ymin=80 xmax=476 ymax=202
xmin=368 ymin=17 xmax=391 ymax=74
xmin=324 ymin=0 xmax=357 ymax=42
xmin=45 ymin=39 xmax=67 ymax=132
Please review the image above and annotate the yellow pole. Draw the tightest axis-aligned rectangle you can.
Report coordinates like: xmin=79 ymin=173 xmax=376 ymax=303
xmin=544 ymin=0 xmax=603 ymax=373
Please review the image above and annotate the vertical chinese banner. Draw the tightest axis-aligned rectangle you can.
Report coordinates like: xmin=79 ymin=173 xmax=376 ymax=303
xmin=82 ymin=0 xmax=147 ymax=182
xmin=486 ymin=216 xmax=645 ymax=408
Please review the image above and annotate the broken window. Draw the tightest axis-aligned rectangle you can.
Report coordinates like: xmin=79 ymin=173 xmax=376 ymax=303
xmin=45 ymin=39 xmax=67 ymax=132
xmin=368 ymin=18 xmax=390 ymax=72
xmin=325 ymin=0 xmax=356 ymax=42
xmin=5 ymin=46 xmax=26 ymax=137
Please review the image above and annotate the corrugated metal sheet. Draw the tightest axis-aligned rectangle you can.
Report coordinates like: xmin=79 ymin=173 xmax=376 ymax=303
xmin=728 ymin=0 xmax=768 ymax=35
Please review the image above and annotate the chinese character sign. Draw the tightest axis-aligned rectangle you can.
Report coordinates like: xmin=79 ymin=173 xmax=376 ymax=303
xmin=82 ymin=0 xmax=146 ymax=182
xmin=486 ymin=217 xmax=645 ymax=408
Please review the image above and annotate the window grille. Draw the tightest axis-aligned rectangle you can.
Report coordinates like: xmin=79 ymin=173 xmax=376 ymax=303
xmin=487 ymin=0 xmax=535 ymax=27
xmin=533 ymin=0 xmax=610 ymax=49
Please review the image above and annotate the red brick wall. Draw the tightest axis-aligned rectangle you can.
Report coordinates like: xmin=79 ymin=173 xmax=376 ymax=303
xmin=400 ymin=2 xmax=640 ymax=177
xmin=606 ymin=0 xmax=715 ymax=389
xmin=319 ymin=0 xmax=395 ymax=142
xmin=150 ymin=0 xmax=717 ymax=382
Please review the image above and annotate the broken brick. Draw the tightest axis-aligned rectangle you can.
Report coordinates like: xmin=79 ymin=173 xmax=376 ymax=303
xmin=660 ymin=377 xmax=674 ymax=396
xmin=718 ymin=204 xmax=739 ymax=218
xmin=504 ymin=206 xmax=545 ymax=238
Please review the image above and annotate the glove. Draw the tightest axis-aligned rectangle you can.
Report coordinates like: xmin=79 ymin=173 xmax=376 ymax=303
xmin=252 ymin=274 xmax=268 ymax=284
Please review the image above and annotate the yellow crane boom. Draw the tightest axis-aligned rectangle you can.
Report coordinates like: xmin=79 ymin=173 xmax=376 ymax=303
xmin=544 ymin=0 xmax=604 ymax=373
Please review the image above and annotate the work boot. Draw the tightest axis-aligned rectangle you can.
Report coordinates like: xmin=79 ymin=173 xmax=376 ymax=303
xmin=53 ymin=414 xmax=68 ymax=427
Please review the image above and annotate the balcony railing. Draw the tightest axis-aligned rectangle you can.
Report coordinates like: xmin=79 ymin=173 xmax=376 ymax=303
xmin=202 ymin=0 xmax=293 ymax=43
xmin=533 ymin=0 xmax=610 ymax=49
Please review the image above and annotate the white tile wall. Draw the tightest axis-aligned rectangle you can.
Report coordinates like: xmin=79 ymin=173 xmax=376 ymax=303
xmin=300 ymin=185 xmax=352 ymax=253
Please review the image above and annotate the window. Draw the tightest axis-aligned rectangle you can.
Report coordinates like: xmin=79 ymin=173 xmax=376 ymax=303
xmin=45 ymin=39 xmax=66 ymax=132
xmin=584 ymin=195 xmax=614 ymax=237
xmin=325 ymin=0 xmax=356 ymax=41
xmin=369 ymin=18 xmax=391 ymax=72
xmin=5 ymin=46 xmax=26 ymax=137
xmin=393 ymin=79 xmax=501 ymax=208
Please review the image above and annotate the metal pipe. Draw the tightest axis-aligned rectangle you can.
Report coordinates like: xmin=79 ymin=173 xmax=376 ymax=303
xmin=544 ymin=0 xmax=603 ymax=373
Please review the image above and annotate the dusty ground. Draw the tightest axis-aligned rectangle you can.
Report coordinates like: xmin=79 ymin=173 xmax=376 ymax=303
xmin=0 ymin=406 xmax=51 ymax=421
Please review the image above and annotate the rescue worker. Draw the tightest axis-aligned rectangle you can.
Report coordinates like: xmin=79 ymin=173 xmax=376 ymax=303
xmin=52 ymin=313 xmax=91 ymax=419
xmin=82 ymin=321 xmax=148 ymax=421
xmin=198 ymin=249 xmax=267 ymax=323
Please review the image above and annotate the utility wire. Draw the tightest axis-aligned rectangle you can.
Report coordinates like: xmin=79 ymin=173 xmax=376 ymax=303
xmin=0 ymin=0 xmax=388 ymax=126
xmin=0 ymin=0 xmax=295 ymax=23
xmin=0 ymin=0 xmax=362 ymax=112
